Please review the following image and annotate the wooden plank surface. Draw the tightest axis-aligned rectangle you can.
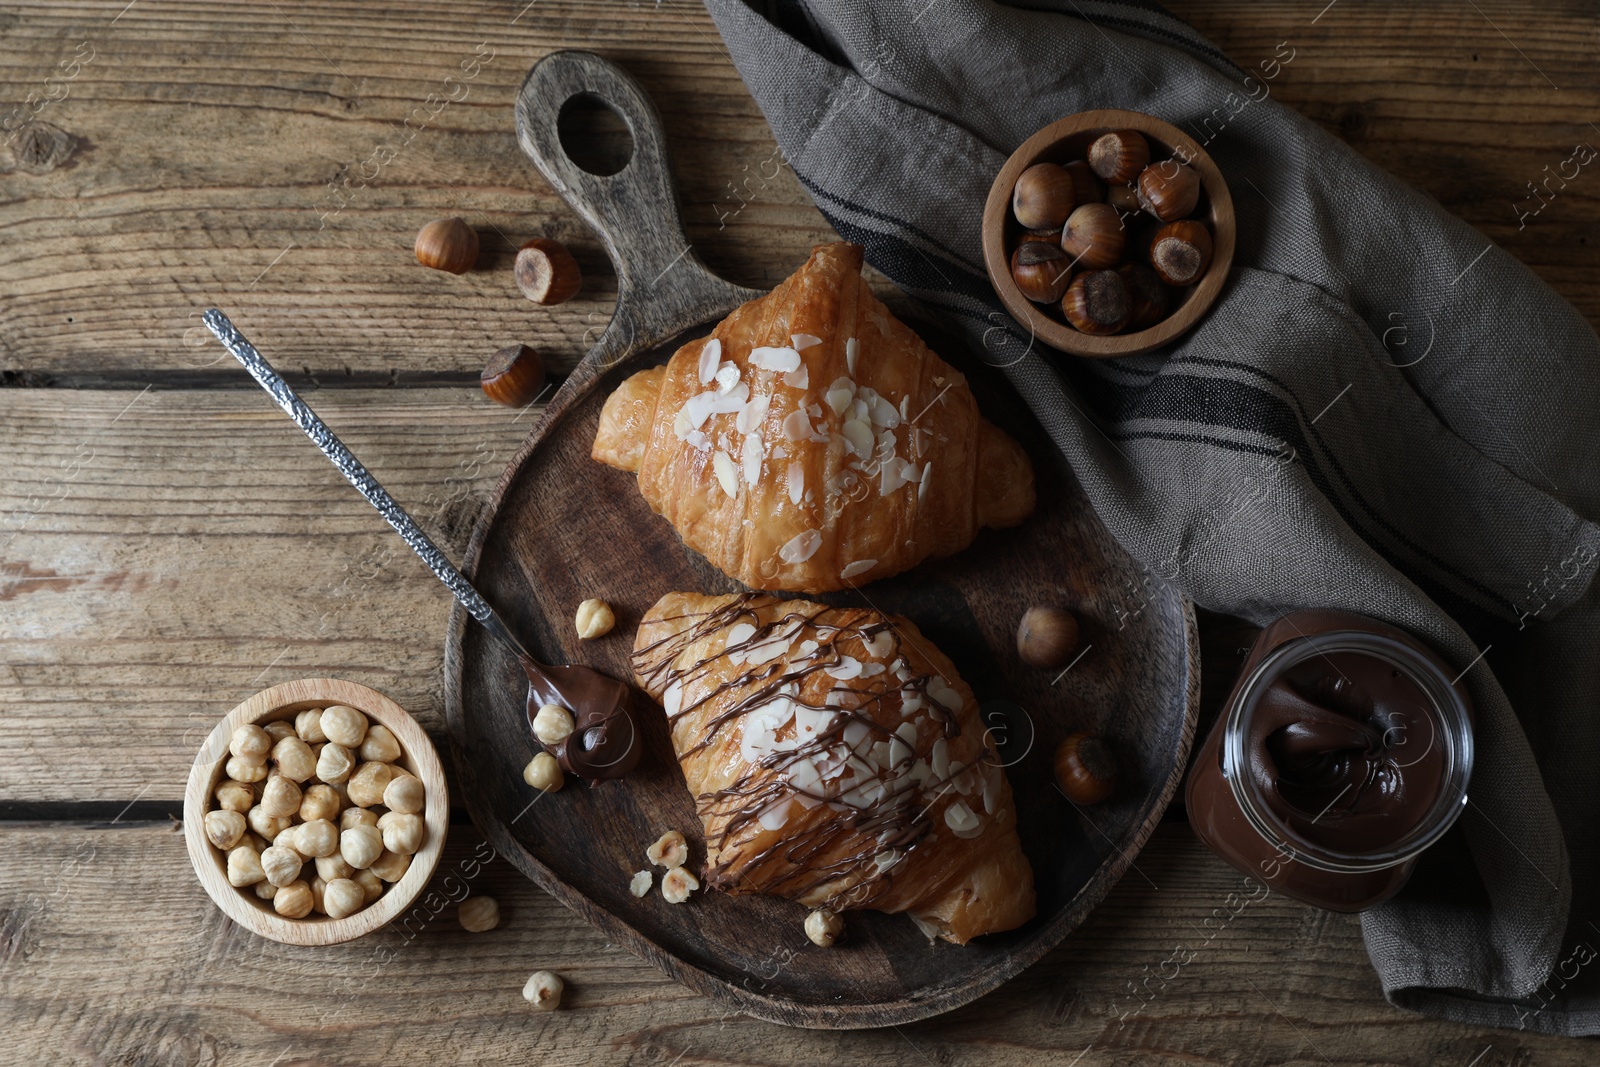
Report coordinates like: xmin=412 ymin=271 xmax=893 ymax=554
xmin=3 ymin=0 xmax=1598 ymax=1060
xmin=1 ymin=821 xmax=1585 ymax=1066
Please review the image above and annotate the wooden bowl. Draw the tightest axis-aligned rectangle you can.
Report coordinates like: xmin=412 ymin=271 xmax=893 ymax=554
xmin=981 ymin=108 xmax=1236 ymax=358
xmin=183 ymin=678 xmax=449 ymax=945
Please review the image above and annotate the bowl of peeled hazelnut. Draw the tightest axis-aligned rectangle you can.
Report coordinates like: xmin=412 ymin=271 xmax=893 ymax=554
xmin=981 ymin=108 xmax=1236 ymax=358
xmin=183 ymin=678 xmax=449 ymax=945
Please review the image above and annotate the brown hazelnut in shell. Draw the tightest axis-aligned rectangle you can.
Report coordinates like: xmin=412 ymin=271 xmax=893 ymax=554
xmin=1137 ymin=161 xmax=1202 ymax=223
xmin=414 ymin=217 xmax=478 ymax=274
xmin=514 ymin=237 xmax=582 ymax=305
xmin=481 ymin=344 xmax=546 ymax=407
xmin=1118 ymin=263 xmax=1170 ymax=331
xmin=1061 ymin=202 xmax=1126 ymax=271
xmin=1010 ymin=241 xmax=1072 ymax=304
xmin=1062 ymin=161 xmax=1105 ymax=209
xmin=1088 ymin=129 xmax=1151 ymax=185
xmin=1054 ymin=733 xmax=1118 ymax=805
xmin=1016 ymin=606 xmax=1082 ymax=668
xmin=1011 ymin=162 xmax=1077 ymax=231
xmin=1105 ymin=183 xmax=1142 ymax=214
xmin=1062 ymin=270 xmax=1132 ymax=335
xmin=1149 ymin=220 xmax=1213 ymax=287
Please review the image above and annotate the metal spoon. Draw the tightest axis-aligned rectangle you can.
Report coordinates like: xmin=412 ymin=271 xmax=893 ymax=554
xmin=202 ymin=309 xmax=639 ymax=780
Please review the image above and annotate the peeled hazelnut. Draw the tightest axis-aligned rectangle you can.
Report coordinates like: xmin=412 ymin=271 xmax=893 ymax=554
xmin=1010 ymin=162 xmax=1076 ymax=231
xmin=341 ymin=824 xmax=384 ymax=870
xmin=1106 ymin=183 xmax=1141 ymax=214
xmin=260 ymin=845 xmax=304 ymax=888
xmin=225 ymin=755 xmax=268 ymax=784
xmin=1149 ymin=220 xmax=1213 ymax=287
xmin=354 ymin=868 xmax=384 ymax=905
xmin=274 ymin=880 xmax=314 ymax=918
xmin=384 ymin=773 xmax=425 ymax=815
xmin=294 ymin=708 xmax=327 ymax=744
xmin=1061 ymin=203 xmax=1126 ymax=271
xmin=229 ymin=724 xmax=272 ymax=760
xmin=360 ymin=724 xmax=403 ymax=763
xmin=341 ymin=806 xmax=379 ymax=831
xmin=204 ymin=809 xmax=247 ymax=851
xmin=323 ymin=877 xmax=366 ymax=920
xmin=262 ymin=720 xmax=295 ymax=743
xmin=379 ymin=811 xmax=425 ymax=856
xmin=316 ymin=742 xmax=355 ymax=785
xmin=1010 ymin=240 xmax=1072 ymax=304
xmin=319 ymin=704 xmax=369 ymax=748
xmin=575 ymin=598 xmax=616 ymax=640
xmin=246 ymin=805 xmax=292 ymax=841
xmin=254 ymin=880 xmax=279 ymax=901
xmin=647 ymin=830 xmax=689 ymax=869
xmin=315 ymin=853 xmax=355 ymax=882
xmin=258 ymin=774 xmax=302 ymax=819
xmin=458 ymin=895 xmax=500 ymax=932
xmin=481 ymin=343 xmax=547 ymax=408
xmin=368 ymin=849 xmax=412 ymax=883
xmin=805 ymin=908 xmax=844 ymax=947
xmin=347 ymin=761 xmax=395 ymax=807
xmin=309 ymin=876 xmax=328 ymax=915
xmin=1016 ymin=606 xmax=1082 ymax=669
xmin=271 ymin=736 xmax=317 ymax=783
xmin=215 ymin=780 xmax=256 ymax=814
xmin=660 ymin=866 xmax=699 ymax=904
xmin=1062 ymin=270 xmax=1132 ymax=335
xmin=1062 ymin=160 xmax=1105 ymax=209
xmin=522 ymin=970 xmax=564 ymax=1011
xmin=1088 ymin=129 xmax=1151 ymax=184
xmin=414 ymin=217 xmax=478 ymax=274
xmin=299 ymin=783 xmax=342 ymax=823
xmin=532 ymin=703 xmax=575 ymax=746
xmin=515 ymin=237 xmax=582 ymax=305
xmin=1118 ymin=263 xmax=1170 ymax=331
xmin=226 ymin=845 xmax=266 ymax=887
xmin=1137 ymin=161 xmax=1201 ymax=223
xmin=296 ymin=818 xmax=340 ymax=859
xmin=1054 ymin=732 xmax=1118 ymax=805
xmin=523 ymin=752 xmax=563 ymax=793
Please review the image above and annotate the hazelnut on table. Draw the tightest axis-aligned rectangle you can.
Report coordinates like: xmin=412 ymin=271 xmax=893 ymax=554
xmin=346 ymin=761 xmax=394 ymax=807
xmin=298 ymin=783 xmax=341 ymax=823
xmin=316 ymin=742 xmax=355 ymax=785
xmin=214 ymin=779 xmax=256 ymax=813
xmin=574 ymin=598 xmax=616 ymax=640
xmin=246 ymin=806 xmax=291 ymax=842
xmin=258 ymin=774 xmax=302 ymax=819
xmin=262 ymin=720 xmax=296 ymax=744
xmin=646 ymin=830 xmax=688 ymax=869
xmin=522 ymin=970 xmax=564 ymax=1011
xmin=629 ymin=871 xmax=653 ymax=898
xmin=296 ymin=818 xmax=340 ymax=859
xmin=805 ymin=909 xmax=844 ymax=948
xmin=260 ymin=845 xmax=304 ymax=888
xmin=458 ymin=895 xmax=500 ymax=932
xmin=353 ymin=868 xmax=384 ymax=905
xmin=341 ymin=806 xmax=379 ymax=831
xmin=271 ymin=736 xmax=317 ymax=783
xmin=523 ymin=752 xmax=563 ymax=793
xmin=660 ymin=867 xmax=699 ymax=904
xmin=226 ymin=845 xmax=265 ymax=888
xmin=316 ymin=853 xmax=355 ymax=882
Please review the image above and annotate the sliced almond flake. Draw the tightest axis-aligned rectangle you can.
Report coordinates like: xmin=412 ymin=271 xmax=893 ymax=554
xmin=807 ymin=402 xmax=824 ymax=418
xmin=840 ymin=559 xmax=876 ymax=580
xmin=859 ymin=662 xmax=886 ymax=678
xmin=736 ymin=394 xmax=770 ymax=434
xmin=826 ymin=656 xmax=863 ymax=681
xmin=685 ymin=429 xmax=710 ymax=451
xmin=673 ymin=408 xmax=694 ymax=440
xmin=869 ymin=394 xmax=901 ymax=429
xmin=895 ymin=721 xmax=918 ymax=746
xmin=725 ymin=621 xmax=757 ymax=648
xmin=931 ymin=738 xmax=950 ymax=780
xmin=663 ymin=679 xmax=684 ymax=718
xmin=697 ymin=337 xmax=722 ymax=383
xmin=787 ymin=461 xmax=805 ymax=505
xmin=714 ymin=361 xmax=741 ymax=395
xmin=771 ymin=443 xmax=788 ymax=459
xmin=850 ymin=397 xmax=869 ymax=423
xmin=982 ymin=765 xmax=1000 ymax=815
xmin=899 ymin=395 xmax=911 ymax=421
xmin=781 ymin=409 xmax=811 ymax=441
xmin=783 ymin=364 xmax=810 ymax=390
xmin=708 ymin=382 xmax=750 ymax=414
xmin=845 ymin=337 xmax=860 ymax=376
xmin=865 ymin=630 xmax=895 ymax=660
xmin=825 ymin=378 xmax=856 ymax=416
xmin=888 ymin=736 xmax=914 ymax=770
xmin=790 ymin=332 xmax=823 ymax=350
xmin=918 ymin=462 xmax=933 ymax=503
xmin=741 ymin=434 xmax=764 ymax=485
xmin=928 ymin=676 xmax=963 ymax=714
xmin=750 ymin=346 xmax=802 ymax=373
xmin=875 ymin=429 xmax=897 ymax=457
xmin=681 ymin=392 xmax=718 ymax=430
xmin=778 ymin=529 xmax=821 ymax=563
xmin=841 ymin=419 xmax=874 ymax=459
xmin=712 ymin=451 xmax=738 ymax=497
xmin=944 ymin=799 xmax=980 ymax=834
xmin=880 ymin=457 xmax=914 ymax=495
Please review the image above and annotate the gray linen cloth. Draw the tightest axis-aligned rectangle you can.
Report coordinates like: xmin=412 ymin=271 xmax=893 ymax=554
xmin=703 ymin=0 xmax=1600 ymax=1035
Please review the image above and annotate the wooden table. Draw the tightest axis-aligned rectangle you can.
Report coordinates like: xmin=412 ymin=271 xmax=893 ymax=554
xmin=2 ymin=2 xmax=1595 ymax=1062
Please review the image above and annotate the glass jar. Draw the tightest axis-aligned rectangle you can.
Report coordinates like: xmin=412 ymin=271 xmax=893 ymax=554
xmin=1186 ymin=610 xmax=1475 ymax=911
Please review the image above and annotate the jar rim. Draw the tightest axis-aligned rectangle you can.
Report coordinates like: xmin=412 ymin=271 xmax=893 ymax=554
xmin=1221 ymin=629 xmax=1474 ymax=874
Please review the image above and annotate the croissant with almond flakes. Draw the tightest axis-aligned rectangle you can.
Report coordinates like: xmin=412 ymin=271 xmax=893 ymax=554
xmin=632 ymin=590 xmax=1037 ymax=943
xmin=591 ymin=242 xmax=1034 ymax=593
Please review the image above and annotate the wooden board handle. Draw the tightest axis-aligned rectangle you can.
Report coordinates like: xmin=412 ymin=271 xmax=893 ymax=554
xmin=515 ymin=50 xmax=758 ymax=372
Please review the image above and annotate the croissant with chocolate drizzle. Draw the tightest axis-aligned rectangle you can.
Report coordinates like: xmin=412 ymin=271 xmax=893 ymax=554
xmin=592 ymin=242 xmax=1035 ymax=593
xmin=632 ymin=590 xmax=1036 ymax=944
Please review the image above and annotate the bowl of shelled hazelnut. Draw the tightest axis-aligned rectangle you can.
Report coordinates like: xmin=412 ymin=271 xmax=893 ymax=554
xmin=183 ymin=678 xmax=449 ymax=946
xmin=981 ymin=108 xmax=1236 ymax=358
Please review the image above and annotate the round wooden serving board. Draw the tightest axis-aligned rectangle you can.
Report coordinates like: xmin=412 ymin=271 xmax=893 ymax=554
xmin=443 ymin=51 xmax=1199 ymax=1029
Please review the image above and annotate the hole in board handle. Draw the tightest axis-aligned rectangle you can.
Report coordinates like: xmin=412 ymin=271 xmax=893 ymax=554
xmin=557 ymin=92 xmax=635 ymax=177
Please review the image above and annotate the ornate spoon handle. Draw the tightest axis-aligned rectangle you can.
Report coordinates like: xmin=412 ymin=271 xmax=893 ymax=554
xmin=202 ymin=309 xmax=537 ymax=664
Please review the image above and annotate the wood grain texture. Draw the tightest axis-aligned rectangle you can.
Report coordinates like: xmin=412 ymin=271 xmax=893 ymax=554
xmin=0 ymin=820 xmax=1588 ymax=1066
xmin=1 ymin=1 xmax=1596 ymax=380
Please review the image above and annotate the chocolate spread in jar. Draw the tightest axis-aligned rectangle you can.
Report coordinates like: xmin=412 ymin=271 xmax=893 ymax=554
xmin=1186 ymin=609 xmax=1474 ymax=912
